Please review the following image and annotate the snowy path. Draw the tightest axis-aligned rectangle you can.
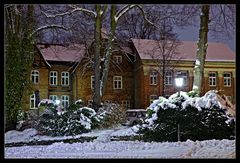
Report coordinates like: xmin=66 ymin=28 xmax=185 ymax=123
xmin=4 ymin=127 xmax=235 ymax=159
xmin=5 ymin=139 xmax=235 ymax=158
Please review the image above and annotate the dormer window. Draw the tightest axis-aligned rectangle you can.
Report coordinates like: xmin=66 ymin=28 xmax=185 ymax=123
xmin=113 ymin=55 xmax=122 ymax=64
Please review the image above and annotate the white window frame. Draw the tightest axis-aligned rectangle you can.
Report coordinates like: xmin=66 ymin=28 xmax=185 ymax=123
xmin=150 ymin=95 xmax=158 ymax=104
xmin=122 ymin=100 xmax=130 ymax=109
xmin=91 ymin=75 xmax=95 ymax=89
xmin=113 ymin=55 xmax=122 ymax=64
xmin=181 ymin=71 xmax=188 ymax=86
xmin=61 ymin=95 xmax=69 ymax=108
xmin=113 ymin=76 xmax=122 ymax=89
xmin=50 ymin=71 xmax=58 ymax=86
xmin=49 ymin=95 xmax=58 ymax=102
xmin=30 ymin=94 xmax=37 ymax=109
xmin=223 ymin=73 xmax=231 ymax=87
xmin=165 ymin=71 xmax=173 ymax=85
xmin=31 ymin=70 xmax=39 ymax=84
xmin=150 ymin=71 xmax=157 ymax=85
xmin=209 ymin=72 xmax=217 ymax=86
xmin=88 ymin=100 xmax=93 ymax=108
xmin=61 ymin=71 xmax=69 ymax=86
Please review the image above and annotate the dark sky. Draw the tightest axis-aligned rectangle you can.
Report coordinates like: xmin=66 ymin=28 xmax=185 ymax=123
xmin=174 ymin=22 xmax=235 ymax=53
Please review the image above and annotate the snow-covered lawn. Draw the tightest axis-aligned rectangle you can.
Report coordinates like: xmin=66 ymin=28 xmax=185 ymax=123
xmin=4 ymin=127 xmax=235 ymax=159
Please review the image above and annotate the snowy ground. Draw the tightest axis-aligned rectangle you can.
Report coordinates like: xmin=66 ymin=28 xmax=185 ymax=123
xmin=5 ymin=126 xmax=236 ymax=159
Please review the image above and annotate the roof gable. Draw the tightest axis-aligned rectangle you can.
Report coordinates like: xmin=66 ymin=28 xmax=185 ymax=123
xmin=131 ymin=39 xmax=235 ymax=62
xmin=36 ymin=44 xmax=85 ymax=62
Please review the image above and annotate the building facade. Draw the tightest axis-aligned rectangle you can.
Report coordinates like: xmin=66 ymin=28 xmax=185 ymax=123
xmin=23 ymin=39 xmax=235 ymax=111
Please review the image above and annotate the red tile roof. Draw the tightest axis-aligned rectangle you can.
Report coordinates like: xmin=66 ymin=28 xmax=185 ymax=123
xmin=131 ymin=39 xmax=235 ymax=62
xmin=36 ymin=44 xmax=85 ymax=62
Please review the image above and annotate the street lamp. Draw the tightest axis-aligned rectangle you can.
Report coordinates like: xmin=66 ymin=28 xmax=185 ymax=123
xmin=175 ymin=72 xmax=184 ymax=142
xmin=55 ymin=99 xmax=60 ymax=105
xmin=175 ymin=75 xmax=183 ymax=97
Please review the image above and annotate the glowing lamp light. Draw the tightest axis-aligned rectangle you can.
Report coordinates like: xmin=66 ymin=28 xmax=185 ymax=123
xmin=55 ymin=100 xmax=60 ymax=105
xmin=175 ymin=77 xmax=184 ymax=87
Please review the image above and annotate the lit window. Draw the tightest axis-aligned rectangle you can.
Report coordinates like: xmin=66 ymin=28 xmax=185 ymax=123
xmin=91 ymin=75 xmax=95 ymax=89
xmin=31 ymin=70 xmax=39 ymax=84
xmin=50 ymin=71 xmax=58 ymax=85
xmin=165 ymin=71 xmax=173 ymax=85
xmin=113 ymin=76 xmax=122 ymax=89
xmin=61 ymin=95 xmax=69 ymax=108
xmin=223 ymin=73 xmax=231 ymax=87
xmin=113 ymin=55 xmax=122 ymax=64
xmin=209 ymin=72 xmax=217 ymax=86
xmin=181 ymin=71 xmax=188 ymax=86
xmin=30 ymin=94 xmax=36 ymax=109
xmin=150 ymin=71 xmax=157 ymax=85
xmin=150 ymin=95 xmax=158 ymax=104
xmin=61 ymin=72 xmax=69 ymax=86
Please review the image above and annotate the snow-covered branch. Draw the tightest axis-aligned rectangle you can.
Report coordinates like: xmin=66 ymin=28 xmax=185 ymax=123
xmin=115 ymin=5 xmax=136 ymax=21
xmin=29 ymin=24 xmax=69 ymax=38
xmin=115 ymin=4 xmax=154 ymax=27
xmin=101 ymin=5 xmax=108 ymax=17
xmin=42 ymin=5 xmax=96 ymax=18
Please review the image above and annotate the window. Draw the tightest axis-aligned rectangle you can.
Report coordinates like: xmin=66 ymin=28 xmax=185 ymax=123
xmin=113 ymin=76 xmax=122 ymax=89
xmin=61 ymin=95 xmax=69 ymax=108
xmin=91 ymin=75 xmax=95 ymax=89
xmin=61 ymin=71 xmax=69 ymax=86
xmin=30 ymin=94 xmax=36 ymax=109
xmin=223 ymin=73 xmax=231 ymax=87
xmin=49 ymin=95 xmax=58 ymax=102
xmin=31 ymin=70 xmax=39 ymax=84
xmin=105 ymin=100 xmax=112 ymax=105
xmin=181 ymin=71 xmax=188 ymax=86
xmin=150 ymin=71 xmax=157 ymax=85
xmin=150 ymin=95 xmax=158 ymax=104
xmin=209 ymin=72 xmax=217 ymax=86
xmin=113 ymin=55 xmax=122 ymax=64
xmin=226 ymin=96 xmax=232 ymax=102
xmin=88 ymin=100 xmax=93 ymax=108
xmin=50 ymin=71 xmax=58 ymax=85
xmin=165 ymin=71 xmax=173 ymax=85
xmin=122 ymin=100 xmax=130 ymax=109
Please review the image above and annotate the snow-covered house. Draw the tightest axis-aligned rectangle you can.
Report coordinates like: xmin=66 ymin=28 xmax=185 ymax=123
xmin=22 ymin=38 xmax=235 ymax=111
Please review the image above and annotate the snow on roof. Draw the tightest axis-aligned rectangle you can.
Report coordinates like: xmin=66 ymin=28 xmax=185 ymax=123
xmin=36 ymin=44 xmax=85 ymax=62
xmin=131 ymin=39 xmax=235 ymax=62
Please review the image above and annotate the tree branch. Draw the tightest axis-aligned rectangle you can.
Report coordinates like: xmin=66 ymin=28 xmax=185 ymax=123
xmin=29 ymin=24 xmax=69 ymax=38
xmin=42 ymin=5 xmax=96 ymax=18
xmin=115 ymin=4 xmax=155 ymax=30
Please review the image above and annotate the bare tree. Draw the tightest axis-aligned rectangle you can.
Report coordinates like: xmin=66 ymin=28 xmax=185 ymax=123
xmin=192 ymin=5 xmax=210 ymax=96
xmin=192 ymin=4 xmax=235 ymax=96
xmin=146 ymin=33 xmax=182 ymax=96
xmin=39 ymin=4 xmax=154 ymax=110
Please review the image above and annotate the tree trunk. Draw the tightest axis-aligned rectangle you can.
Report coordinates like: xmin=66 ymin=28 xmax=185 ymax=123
xmin=192 ymin=5 xmax=210 ymax=96
xmin=92 ymin=5 xmax=101 ymax=111
xmin=100 ymin=5 xmax=117 ymax=96
xmin=161 ymin=55 xmax=165 ymax=97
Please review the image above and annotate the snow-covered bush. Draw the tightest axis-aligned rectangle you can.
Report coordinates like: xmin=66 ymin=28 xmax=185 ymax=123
xmin=36 ymin=103 xmax=103 ymax=136
xmin=138 ymin=90 xmax=235 ymax=142
xmin=16 ymin=109 xmax=30 ymax=131
xmin=38 ymin=99 xmax=56 ymax=113
xmin=97 ymin=103 xmax=127 ymax=128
